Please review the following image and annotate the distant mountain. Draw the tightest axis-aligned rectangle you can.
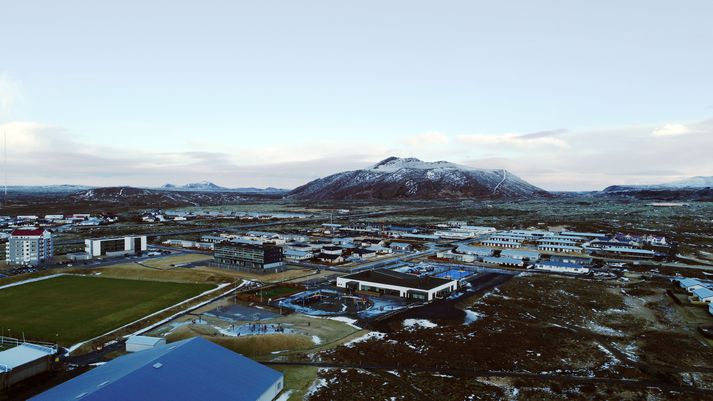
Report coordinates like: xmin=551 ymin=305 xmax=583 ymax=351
xmin=287 ymin=157 xmax=549 ymax=200
xmin=161 ymin=181 xmax=227 ymax=191
xmin=5 ymin=185 xmax=95 ymax=194
xmin=601 ymin=176 xmax=713 ymax=201
xmin=159 ymin=182 xmax=288 ymax=195
xmin=71 ymin=186 xmax=245 ymax=208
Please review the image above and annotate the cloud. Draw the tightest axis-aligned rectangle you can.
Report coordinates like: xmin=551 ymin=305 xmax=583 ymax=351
xmin=403 ymin=131 xmax=449 ymax=146
xmin=1 ymin=117 xmax=711 ymax=191
xmin=456 ymin=132 xmax=569 ymax=148
xmin=652 ymin=123 xmax=690 ymax=137
xmin=0 ymin=73 xmax=21 ymax=113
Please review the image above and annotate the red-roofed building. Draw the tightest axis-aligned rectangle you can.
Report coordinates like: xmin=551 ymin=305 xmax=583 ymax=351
xmin=5 ymin=228 xmax=53 ymax=266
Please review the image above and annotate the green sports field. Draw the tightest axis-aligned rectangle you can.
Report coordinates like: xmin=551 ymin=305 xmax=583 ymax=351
xmin=0 ymin=275 xmax=214 ymax=346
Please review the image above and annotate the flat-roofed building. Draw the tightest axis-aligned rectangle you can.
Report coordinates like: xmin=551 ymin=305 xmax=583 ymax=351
xmin=533 ymin=260 xmax=590 ymax=274
xmin=213 ymin=242 xmax=284 ymax=271
xmin=125 ymin=336 xmax=166 ymax=353
xmin=500 ymin=249 xmax=540 ymax=261
xmin=337 ymin=269 xmax=457 ymax=301
xmin=482 ymin=256 xmax=524 ymax=267
xmin=85 ymin=236 xmax=147 ymax=258
xmin=0 ymin=343 xmax=56 ymax=390
xmin=5 ymin=228 xmax=53 ymax=266
xmin=537 ymin=244 xmax=583 ymax=254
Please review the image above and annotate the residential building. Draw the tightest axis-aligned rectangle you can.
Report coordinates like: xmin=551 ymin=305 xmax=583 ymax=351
xmin=537 ymin=244 xmax=583 ymax=254
xmin=5 ymin=228 xmax=53 ymax=266
xmin=389 ymin=242 xmax=413 ymax=252
xmin=31 ymin=337 xmax=284 ymax=401
xmin=85 ymin=236 xmax=147 ymax=258
xmin=533 ymin=260 xmax=590 ymax=274
xmin=500 ymin=249 xmax=540 ymax=261
xmin=436 ymin=251 xmax=476 ymax=263
xmin=337 ymin=269 xmax=457 ymax=301
xmin=455 ymin=245 xmax=493 ymax=257
xmin=213 ymin=242 xmax=284 ymax=271
xmin=482 ymin=256 xmax=524 ymax=267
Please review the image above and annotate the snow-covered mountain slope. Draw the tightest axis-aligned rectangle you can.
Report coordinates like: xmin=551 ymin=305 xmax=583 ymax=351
xmin=287 ymin=157 xmax=549 ymax=200
xmin=161 ymin=181 xmax=226 ymax=191
xmin=600 ymin=176 xmax=713 ymax=201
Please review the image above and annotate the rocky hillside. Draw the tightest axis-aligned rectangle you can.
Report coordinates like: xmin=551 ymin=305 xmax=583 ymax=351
xmin=600 ymin=176 xmax=713 ymax=201
xmin=287 ymin=157 xmax=549 ymax=200
xmin=70 ymin=187 xmax=245 ymax=208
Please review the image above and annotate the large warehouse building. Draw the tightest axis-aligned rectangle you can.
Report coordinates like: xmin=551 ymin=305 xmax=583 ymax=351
xmin=337 ymin=269 xmax=458 ymax=301
xmin=85 ymin=236 xmax=147 ymax=258
xmin=31 ymin=337 xmax=284 ymax=401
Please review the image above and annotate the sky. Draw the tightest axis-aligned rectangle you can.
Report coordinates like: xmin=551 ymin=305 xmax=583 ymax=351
xmin=1 ymin=0 xmax=712 ymax=191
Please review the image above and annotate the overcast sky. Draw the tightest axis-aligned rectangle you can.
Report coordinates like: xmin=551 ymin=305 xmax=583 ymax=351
xmin=1 ymin=0 xmax=712 ymax=190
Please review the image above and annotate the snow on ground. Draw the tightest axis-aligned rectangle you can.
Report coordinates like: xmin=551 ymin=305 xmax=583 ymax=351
xmin=597 ymin=344 xmax=620 ymax=370
xmin=312 ymin=335 xmax=322 ymax=345
xmin=586 ymin=322 xmax=625 ymax=337
xmin=325 ymin=316 xmax=362 ymax=329
xmin=343 ymin=332 xmax=386 ymax=348
xmin=464 ymin=309 xmax=484 ymax=325
xmin=274 ymin=390 xmax=293 ymax=401
xmin=402 ymin=319 xmax=438 ymax=330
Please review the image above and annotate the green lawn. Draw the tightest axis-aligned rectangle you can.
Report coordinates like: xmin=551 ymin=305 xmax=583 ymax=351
xmin=0 ymin=275 xmax=214 ymax=346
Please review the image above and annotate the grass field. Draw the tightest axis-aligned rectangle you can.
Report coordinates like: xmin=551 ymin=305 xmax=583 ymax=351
xmin=0 ymin=275 xmax=214 ymax=346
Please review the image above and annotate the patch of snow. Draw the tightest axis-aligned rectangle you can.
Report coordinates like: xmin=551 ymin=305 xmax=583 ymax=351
xmin=325 ymin=316 xmax=362 ymax=329
xmin=343 ymin=331 xmax=386 ymax=348
xmin=274 ymin=390 xmax=293 ymax=401
xmin=464 ymin=309 xmax=484 ymax=324
xmin=402 ymin=319 xmax=438 ymax=330
xmin=312 ymin=335 xmax=322 ymax=345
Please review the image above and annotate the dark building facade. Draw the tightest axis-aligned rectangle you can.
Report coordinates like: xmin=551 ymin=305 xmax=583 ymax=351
xmin=213 ymin=242 xmax=284 ymax=271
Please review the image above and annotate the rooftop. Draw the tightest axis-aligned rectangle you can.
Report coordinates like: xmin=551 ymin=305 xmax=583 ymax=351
xmin=342 ymin=269 xmax=455 ymax=291
xmin=0 ymin=343 xmax=55 ymax=372
xmin=30 ymin=337 xmax=282 ymax=401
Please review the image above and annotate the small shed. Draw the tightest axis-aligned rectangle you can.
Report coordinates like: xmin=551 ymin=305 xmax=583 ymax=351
xmin=125 ymin=336 xmax=167 ymax=353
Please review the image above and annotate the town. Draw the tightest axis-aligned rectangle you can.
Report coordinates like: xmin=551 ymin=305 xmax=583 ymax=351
xmin=1 ymin=198 xmax=712 ymax=400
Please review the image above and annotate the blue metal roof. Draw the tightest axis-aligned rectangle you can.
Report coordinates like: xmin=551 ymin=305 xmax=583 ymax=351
xmin=31 ymin=337 xmax=283 ymax=401
xmin=676 ymin=278 xmax=702 ymax=288
xmin=537 ymin=260 xmax=584 ymax=269
xmin=693 ymin=287 xmax=713 ymax=299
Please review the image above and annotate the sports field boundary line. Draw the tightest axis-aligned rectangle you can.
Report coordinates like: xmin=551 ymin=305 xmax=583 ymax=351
xmin=67 ymin=282 xmax=231 ymax=354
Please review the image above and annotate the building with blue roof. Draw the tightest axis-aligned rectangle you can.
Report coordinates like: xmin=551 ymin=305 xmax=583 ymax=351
xmin=482 ymin=256 xmax=524 ymax=267
xmin=675 ymin=278 xmax=704 ymax=293
xmin=692 ymin=287 xmax=713 ymax=303
xmin=31 ymin=337 xmax=284 ymax=401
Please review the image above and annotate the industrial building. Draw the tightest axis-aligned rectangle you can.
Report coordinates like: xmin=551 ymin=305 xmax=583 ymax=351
xmin=125 ymin=336 xmax=166 ymax=353
xmin=85 ymin=236 xmax=147 ymax=258
xmin=337 ymin=269 xmax=457 ymax=301
xmin=30 ymin=337 xmax=285 ymax=401
xmin=0 ymin=342 xmax=57 ymax=390
xmin=4 ymin=228 xmax=54 ymax=266
xmin=455 ymin=245 xmax=493 ymax=257
xmin=213 ymin=242 xmax=284 ymax=271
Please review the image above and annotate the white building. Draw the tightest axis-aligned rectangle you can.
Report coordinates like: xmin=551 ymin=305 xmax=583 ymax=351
xmin=337 ymin=269 xmax=457 ymax=301
xmin=436 ymin=251 xmax=476 ymax=263
xmin=533 ymin=261 xmax=590 ymax=274
xmin=85 ymin=236 xmax=147 ymax=258
xmin=5 ymin=228 xmax=53 ymax=266
xmin=125 ymin=336 xmax=167 ymax=353
xmin=692 ymin=287 xmax=713 ymax=303
xmin=537 ymin=244 xmax=583 ymax=254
